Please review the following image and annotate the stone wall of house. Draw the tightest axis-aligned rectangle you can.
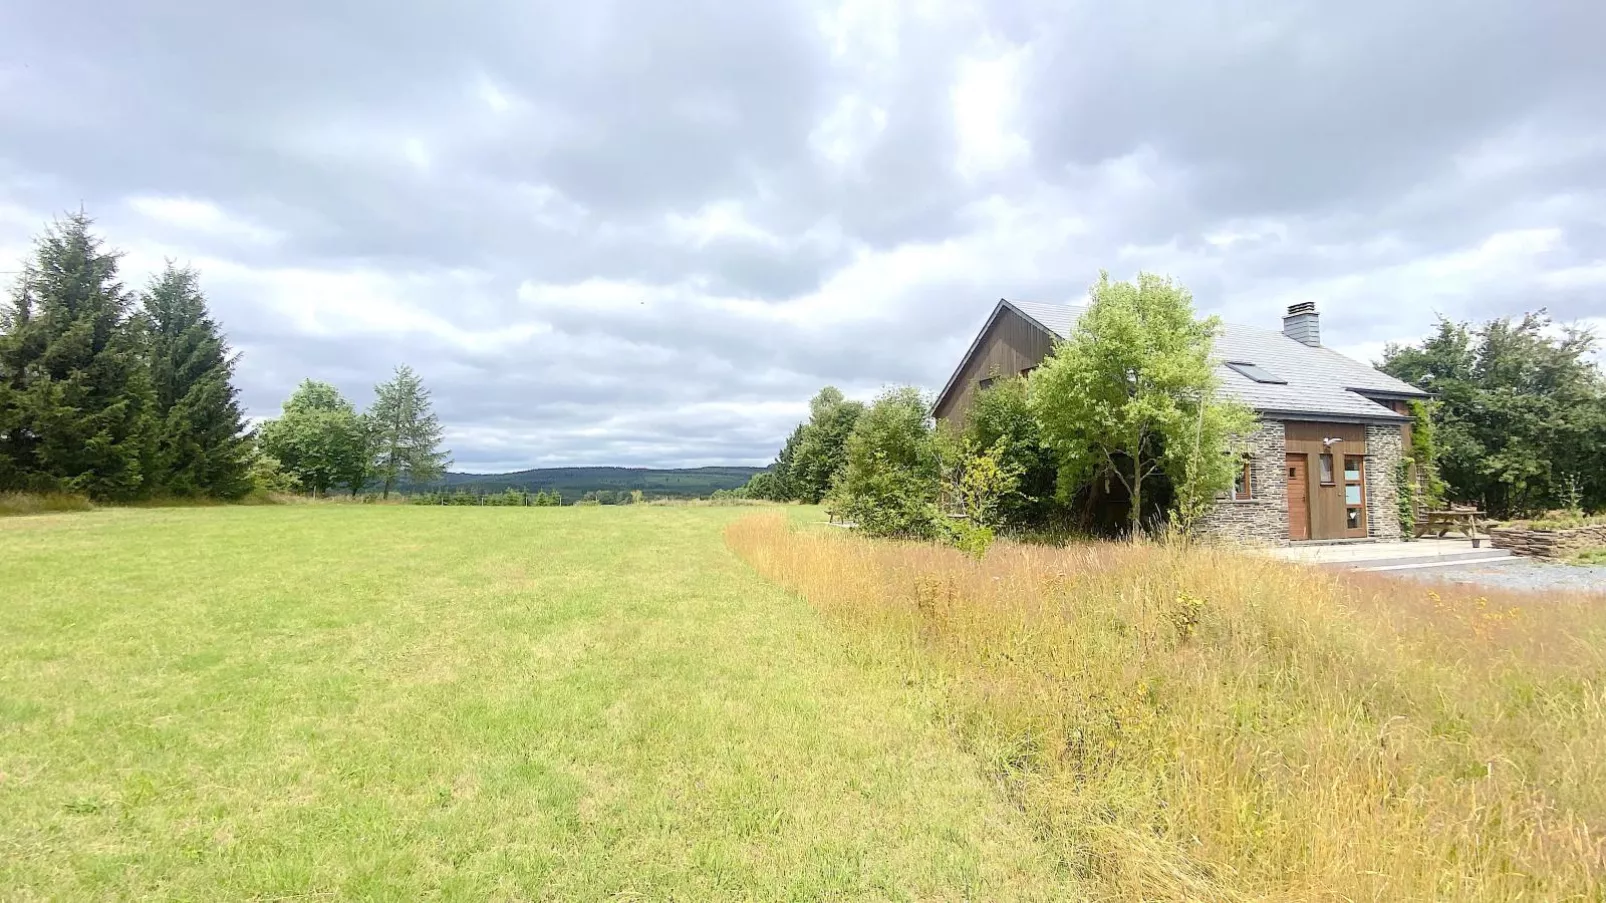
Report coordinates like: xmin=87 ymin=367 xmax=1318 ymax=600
xmin=1489 ymin=524 xmax=1606 ymax=558
xmin=1365 ymin=423 xmax=1405 ymax=541
xmin=1198 ymin=419 xmax=1288 ymax=546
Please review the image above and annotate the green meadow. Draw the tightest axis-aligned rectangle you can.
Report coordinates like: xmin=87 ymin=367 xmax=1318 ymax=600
xmin=0 ymin=505 xmax=1068 ymax=901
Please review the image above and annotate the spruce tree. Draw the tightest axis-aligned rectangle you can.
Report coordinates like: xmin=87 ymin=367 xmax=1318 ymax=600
xmin=370 ymin=364 xmax=449 ymax=498
xmin=142 ymin=263 xmax=251 ymax=498
xmin=1 ymin=213 xmax=154 ymax=499
xmin=0 ymin=272 xmax=43 ymax=488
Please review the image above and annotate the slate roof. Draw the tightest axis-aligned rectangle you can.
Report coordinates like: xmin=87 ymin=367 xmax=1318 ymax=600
xmin=991 ymin=299 xmax=1427 ymax=422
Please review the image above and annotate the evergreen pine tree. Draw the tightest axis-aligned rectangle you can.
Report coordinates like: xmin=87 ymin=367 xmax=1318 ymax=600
xmin=1 ymin=213 xmax=154 ymax=499
xmin=370 ymin=364 xmax=449 ymax=498
xmin=142 ymin=263 xmax=252 ymax=498
xmin=0 ymin=271 xmax=43 ymax=488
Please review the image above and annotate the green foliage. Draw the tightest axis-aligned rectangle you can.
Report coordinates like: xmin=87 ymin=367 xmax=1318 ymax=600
xmin=1028 ymin=272 xmax=1255 ymax=537
xmin=1507 ymin=512 xmax=1606 ymax=531
xmin=949 ymin=438 xmax=1021 ymax=530
xmin=1382 ymin=312 xmax=1606 ymax=518
xmin=246 ymin=450 xmax=300 ymax=496
xmin=142 ymin=263 xmax=251 ymax=499
xmin=830 ymin=387 xmax=944 ymax=539
xmin=759 ymin=425 xmax=807 ymax=500
xmin=0 ymin=216 xmax=256 ymax=502
xmin=0 ymin=213 xmax=156 ymax=500
xmin=257 ymin=380 xmax=371 ymax=496
xmin=1407 ymin=400 xmax=1446 ymax=508
xmin=741 ymin=469 xmax=782 ymax=500
xmin=369 ymin=364 xmax=449 ymax=498
xmin=960 ymin=375 xmax=1056 ymax=528
xmin=1397 ymin=457 xmax=1416 ymax=538
xmin=791 ymin=387 xmax=866 ymax=504
xmin=949 ymin=521 xmax=995 ymax=559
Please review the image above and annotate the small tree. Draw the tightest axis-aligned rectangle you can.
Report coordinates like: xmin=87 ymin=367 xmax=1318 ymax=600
xmin=369 ymin=364 xmax=450 ymax=498
xmin=742 ymin=470 xmax=780 ymax=500
xmin=257 ymin=380 xmax=370 ymax=496
xmin=830 ymin=387 xmax=943 ymax=538
xmin=245 ymin=448 xmax=301 ymax=496
xmin=961 ymin=375 xmax=1057 ymax=528
xmin=1029 ymin=272 xmax=1253 ymax=537
xmin=792 ymin=387 xmax=865 ymax=503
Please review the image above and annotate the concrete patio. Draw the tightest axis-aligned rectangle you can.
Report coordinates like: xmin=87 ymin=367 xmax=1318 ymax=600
xmin=1260 ymin=536 xmax=1516 ymax=572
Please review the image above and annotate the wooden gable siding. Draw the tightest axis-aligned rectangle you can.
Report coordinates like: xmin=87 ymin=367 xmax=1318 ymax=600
xmin=933 ymin=307 xmax=1055 ymax=424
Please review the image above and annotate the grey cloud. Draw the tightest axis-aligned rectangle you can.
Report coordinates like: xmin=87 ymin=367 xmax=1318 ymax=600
xmin=2 ymin=0 xmax=1602 ymax=469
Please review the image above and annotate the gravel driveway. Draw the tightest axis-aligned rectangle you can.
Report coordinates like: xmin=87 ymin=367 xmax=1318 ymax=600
xmin=1389 ymin=558 xmax=1606 ymax=594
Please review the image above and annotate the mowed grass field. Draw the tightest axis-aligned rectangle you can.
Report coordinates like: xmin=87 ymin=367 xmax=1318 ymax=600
xmin=0 ymin=505 xmax=1071 ymax=901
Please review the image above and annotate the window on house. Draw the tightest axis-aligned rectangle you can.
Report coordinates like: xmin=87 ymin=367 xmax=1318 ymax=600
xmin=1225 ymin=361 xmax=1288 ymax=384
xmin=1318 ymin=453 xmax=1334 ymax=485
xmin=1344 ymin=455 xmax=1365 ymax=531
xmin=1230 ymin=459 xmax=1253 ymax=500
xmin=978 ymin=376 xmax=996 ymax=391
xmin=1019 ymin=366 xmax=1036 ymax=378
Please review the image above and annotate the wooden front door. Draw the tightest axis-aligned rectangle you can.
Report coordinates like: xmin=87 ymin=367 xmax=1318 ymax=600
xmin=1286 ymin=453 xmax=1310 ymax=541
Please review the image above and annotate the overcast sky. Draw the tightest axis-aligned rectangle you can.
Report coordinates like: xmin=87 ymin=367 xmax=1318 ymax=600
xmin=2 ymin=2 xmax=1602 ymax=471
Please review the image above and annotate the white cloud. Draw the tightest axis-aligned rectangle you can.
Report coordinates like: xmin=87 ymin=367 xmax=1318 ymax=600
xmin=126 ymin=195 xmax=282 ymax=244
xmin=952 ymin=44 xmax=1031 ymax=177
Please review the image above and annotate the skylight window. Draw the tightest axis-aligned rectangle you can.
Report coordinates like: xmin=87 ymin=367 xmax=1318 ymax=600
xmin=1225 ymin=361 xmax=1287 ymax=384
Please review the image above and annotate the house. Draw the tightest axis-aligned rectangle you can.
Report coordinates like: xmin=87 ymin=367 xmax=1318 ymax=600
xmin=933 ymin=299 xmax=1430 ymax=544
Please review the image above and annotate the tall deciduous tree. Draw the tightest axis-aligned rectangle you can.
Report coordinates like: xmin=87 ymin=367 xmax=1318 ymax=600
xmin=257 ymin=380 xmax=370 ymax=496
xmin=1028 ymin=272 xmax=1253 ymax=537
xmin=369 ymin=364 xmax=449 ymax=498
xmin=791 ymin=386 xmax=865 ymax=503
xmin=0 ymin=213 xmax=154 ymax=499
xmin=1381 ymin=312 xmax=1606 ymax=517
xmin=142 ymin=263 xmax=251 ymax=498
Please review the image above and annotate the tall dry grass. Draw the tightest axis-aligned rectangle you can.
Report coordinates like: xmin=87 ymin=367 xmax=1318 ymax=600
xmin=727 ymin=513 xmax=1606 ymax=901
xmin=0 ymin=491 xmax=94 ymax=516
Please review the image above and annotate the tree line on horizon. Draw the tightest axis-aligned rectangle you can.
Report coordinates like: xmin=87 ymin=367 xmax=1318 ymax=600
xmin=0 ymin=213 xmax=449 ymax=502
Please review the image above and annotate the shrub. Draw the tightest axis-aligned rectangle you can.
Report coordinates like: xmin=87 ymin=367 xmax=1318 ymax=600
xmin=830 ymin=387 xmax=945 ymax=539
xmin=1506 ymin=511 xmax=1606 ymax=531
xmin=246 ymin=452 xmax=301 ymax=496
xmin=960 ymin=376 xmax=1057 ymax=529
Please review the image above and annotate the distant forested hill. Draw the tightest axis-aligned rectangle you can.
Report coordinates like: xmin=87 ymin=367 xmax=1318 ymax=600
xmin=412 ymin=466 xmax=763 ymax=499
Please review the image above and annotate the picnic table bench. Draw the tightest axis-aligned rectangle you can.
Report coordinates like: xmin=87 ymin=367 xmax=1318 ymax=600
xmin=1415 ymin=507 xmax=1484 ymax=542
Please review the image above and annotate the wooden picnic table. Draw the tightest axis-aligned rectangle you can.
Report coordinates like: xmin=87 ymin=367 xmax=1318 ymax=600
xmin=1415 ymin=508 xmax=1484 ymax=540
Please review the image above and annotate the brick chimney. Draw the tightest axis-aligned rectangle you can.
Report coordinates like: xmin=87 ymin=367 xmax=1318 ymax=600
xmin=1283 ymin=301 xmax=1320 ymax=347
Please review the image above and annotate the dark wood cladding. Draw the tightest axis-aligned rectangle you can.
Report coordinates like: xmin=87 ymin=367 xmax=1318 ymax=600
xmin=933 ymin=307 xmax=1055 ymax=424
